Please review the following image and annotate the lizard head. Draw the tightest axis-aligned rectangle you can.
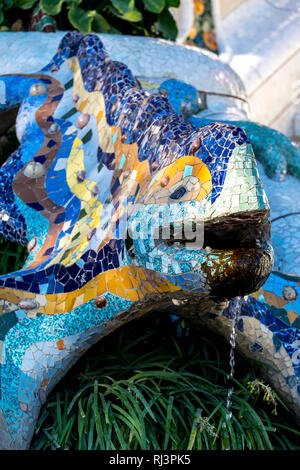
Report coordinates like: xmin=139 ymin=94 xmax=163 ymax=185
xmin=126 ymin=121 xmax=273 ymax=299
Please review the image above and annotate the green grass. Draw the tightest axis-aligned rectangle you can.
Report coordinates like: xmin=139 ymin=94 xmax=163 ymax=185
xmin=30 ymin=314 xmax=300 ymax=451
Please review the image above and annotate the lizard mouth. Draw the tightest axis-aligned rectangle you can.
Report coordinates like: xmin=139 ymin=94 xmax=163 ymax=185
xmin=202 ymin=209 xmax=271 ymax=251
xmin=151 ymin=208 xmax=274 ymax=298
xmin=201 ymin=209 xmax=273 ymax=297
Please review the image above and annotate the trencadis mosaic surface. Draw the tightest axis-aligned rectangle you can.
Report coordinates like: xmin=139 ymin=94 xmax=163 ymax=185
xmin=0 ymin=32 xmax=299 ymax=449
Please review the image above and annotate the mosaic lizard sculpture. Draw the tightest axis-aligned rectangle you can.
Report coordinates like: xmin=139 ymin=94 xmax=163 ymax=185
xmin=0 ymin=31 xmax=298 ymax=450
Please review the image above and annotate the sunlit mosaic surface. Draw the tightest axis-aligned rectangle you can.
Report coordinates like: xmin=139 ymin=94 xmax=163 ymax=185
xmin=0 ymin=32 xmax=299 ymax=449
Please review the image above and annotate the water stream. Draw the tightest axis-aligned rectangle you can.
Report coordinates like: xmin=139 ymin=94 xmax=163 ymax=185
xmin=224 ymin=296 xmax=242 ymax=424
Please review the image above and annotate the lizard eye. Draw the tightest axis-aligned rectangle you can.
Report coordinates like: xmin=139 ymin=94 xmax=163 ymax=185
xmin=169 ymin=186 xmax=187 ymax=200
xmin=30 ymin=83 xmax=48 ymax=96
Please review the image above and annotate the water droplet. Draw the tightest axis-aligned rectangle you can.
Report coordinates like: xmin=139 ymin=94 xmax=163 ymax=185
xmin=224 ymin=296 xmax=242 ymax=425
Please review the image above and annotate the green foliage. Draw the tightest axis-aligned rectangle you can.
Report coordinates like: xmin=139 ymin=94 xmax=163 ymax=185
xmin=0 ymin=0 xmax=13 ymax=24
xmin=14 ymin=0 xmax=36 ymax=9
xmin=0 ymin=0 xmax=178 ymax=40
xmin=156 ymin=7 xmax=177 ymax=40
xmin=143 ymin=0 xmax=165 ymax=14
xmin=40 ymin=0 xmax=66 ymax=16
xmin=30 ymin=315 xmax=300 ymax=450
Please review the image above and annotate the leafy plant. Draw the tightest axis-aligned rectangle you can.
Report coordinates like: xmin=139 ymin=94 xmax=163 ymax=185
xmin=247 ymin=379 xmax=278 ymax=416
xmin=0 ymin=0 xmax=179 ymax=40
xmin=0 ymin=0 xmax=12 ymax=24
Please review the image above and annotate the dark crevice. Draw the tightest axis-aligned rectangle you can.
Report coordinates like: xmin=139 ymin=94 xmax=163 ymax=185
xmin=0 ymin=123 xmax=27 ymax=275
